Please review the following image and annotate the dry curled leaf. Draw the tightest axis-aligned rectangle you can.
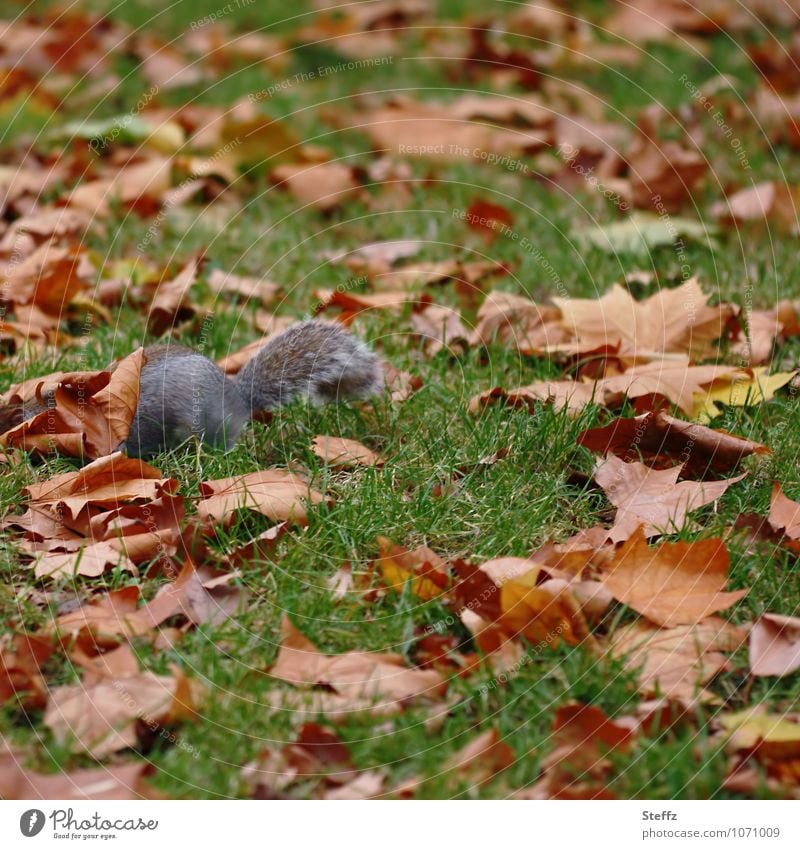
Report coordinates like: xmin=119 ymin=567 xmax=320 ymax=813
xmin=21 ymin=452 xmax=177 ymax=519
xmin=410 ymin=304 xmax=470 ymax=356
xmin=0 ymin=350 xmax=145 ymax=459
xmin=197 ymin=470 xmax=325 ymax=525
xmin=578 ymin=411 xmax=769 ymax=476
xmin=0 ymin=633 xmax=53 ymax=710
xmin=146 ymin=256 xmax=201 ymax=336
xmin=451 ymin=559 xmax=597 ymax=651
xmin=516 ymin=702 xmax=632 ymax=799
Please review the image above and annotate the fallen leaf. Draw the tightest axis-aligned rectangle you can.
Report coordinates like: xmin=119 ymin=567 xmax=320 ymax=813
xmin=0 ymin=633 xmax=53 ymax=709
xmin=313 ymin=287 xmax=429 ymax=318
xmin=711 ymin=181 xmax=798 ymax=231
xmin=272 ymin=162 xmax=362 ymax=211
xmin=22 ymin=452 xmax=177 ymax=519
xmin=45 ymin=667 xmax=200 ymax=757
xmin=731 ymin=308 xmax=783 ymax=366
xmin=242 ymin=722 xmax=355 ymax=798
xmin=397 ymin=728 xmax=514 ymax=796
xmin=768 ymin=483 xmax=800 ymax=539
xmin=441 ymin=729 xmax=514 ymax=785
xmin=375 ymin=536 xmax=449 ymax=600
xmin=601 ymin=361 xmax=739 ymax=415
xmin=451 ymin=560 xmax=596 ymax=650
xmin=146 ymin=256 xmax=201 ymax=336
xmin=1 ymin=350 xmax=145 ymax=459
xmin=469 ymin=290 xmax=566 ymax=353
xmin=32 ymin=540 xmax=137 ymax=580
xmin=410 ymin=304 xmax=470 ymax=356
xmin=311 ymin=436 xmax=383 ymax=468
xmin=517 ymin=702 xmax=632 ymax=799
xmin=2 ymin=242 xmax=91 ymax=314
xmin=608 ymin=617 xmax=746 ymax=700
xmin=69 ymin=644 xmax=140 ymax=685
xmin=0 ymin=756 xmax=149 ymax=800
xmin=464 ymin=199 xmax=514 ymax=243
xmin=47 ymin=561 xmax=240 ymax=646
xmin=383 ymin=364 xmax=423 ymax=402
xmin=578 ymin=411 xmax=769 ymax=476
xmin=720 ymin=706 xmax=800 ymax=759
xmin=694 ymin=368 xmax=795 ymax=423
xmin=469 ymin=380 xmax=597 ymax=415
xmin=626 ymin=130 xmax=707 ymax=212
xmin=68 ymin=157 xmax=173 ymax=218
xmin=206 ymin=269 xmax=283 ymax=306
xmin=350 ymin=99 xmax=546 ymax=162
xmin=601 ymin=528 xmax=746 ymax=627
xmin=269 ymin=617 xmax=446 ymax=710
xmin=594 ymin=455 xmax=745 ymax=542
xmin=553 ymin=279 xmax=729 ymax=360
xmin=197 ymin=470 xmax=325 ymax=525
xmin=324 ymin=239 xmax=423 ymax=268
xmin=750 ymin=614 xmax=800 ymax=677
xmin=471 ymin=362 xmax=741 ymax=417
xmin=573 ymin=212 xmax=716 ymax=256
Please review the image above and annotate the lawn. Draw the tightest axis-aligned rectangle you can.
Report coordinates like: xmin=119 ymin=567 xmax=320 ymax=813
xmin=1 ymin=0 xmax=799 ymax=800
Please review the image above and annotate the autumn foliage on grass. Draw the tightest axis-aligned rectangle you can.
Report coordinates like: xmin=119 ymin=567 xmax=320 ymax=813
xmin=2 ymin=0 xmax=800 ymax=802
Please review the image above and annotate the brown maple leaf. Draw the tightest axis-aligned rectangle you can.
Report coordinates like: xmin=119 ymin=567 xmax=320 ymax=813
xmin=608 ymin=617 xmax=746 ymax=701
xmin=593 ymin=455 xmax=745 ymax=542
xmin=269 ymin=617 xmax=446 ymax=712
xmin=197 ymin=470 xmax=325 ymax=525
xmin=601 ymin=528 xmax=746 ymax=627
xmin=553 ymin=279 xmax=730 ymax=361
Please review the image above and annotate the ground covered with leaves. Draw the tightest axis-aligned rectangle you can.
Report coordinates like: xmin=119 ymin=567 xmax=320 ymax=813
xmin=1 ymin=0 xmax=800 ymax=800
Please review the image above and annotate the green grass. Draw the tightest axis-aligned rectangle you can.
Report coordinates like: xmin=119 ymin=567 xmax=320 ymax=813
xmin=1 ymin=0 xmax=799 ymax=799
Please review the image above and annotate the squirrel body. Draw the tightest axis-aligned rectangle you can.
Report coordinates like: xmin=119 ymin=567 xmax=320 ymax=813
xmin=6 ymin=320 xmax=382 ymax=458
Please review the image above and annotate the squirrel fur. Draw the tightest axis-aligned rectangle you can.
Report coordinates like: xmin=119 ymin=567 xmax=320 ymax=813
xmin=4 ymin=320 xmax=382 ymax=458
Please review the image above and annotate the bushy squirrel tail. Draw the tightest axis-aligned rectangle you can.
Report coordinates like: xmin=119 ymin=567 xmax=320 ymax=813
xmin=234 ymin=320 xmax=383 ymax=414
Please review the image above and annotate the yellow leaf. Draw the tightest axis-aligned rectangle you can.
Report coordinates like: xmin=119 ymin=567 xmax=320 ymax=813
xmin=693 ymin=368 xmax=795 ymax=423
xmin=498 ymin=579 xmax=596 ymax=648
xmin=720 ymin=707 xmax=800 ymax=758
xmin=376 ymin=537 xmax=448 ymax=601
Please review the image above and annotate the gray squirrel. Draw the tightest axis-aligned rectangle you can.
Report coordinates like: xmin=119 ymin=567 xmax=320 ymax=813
xmin=2 ymin=321 xmax=382 ymax=458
